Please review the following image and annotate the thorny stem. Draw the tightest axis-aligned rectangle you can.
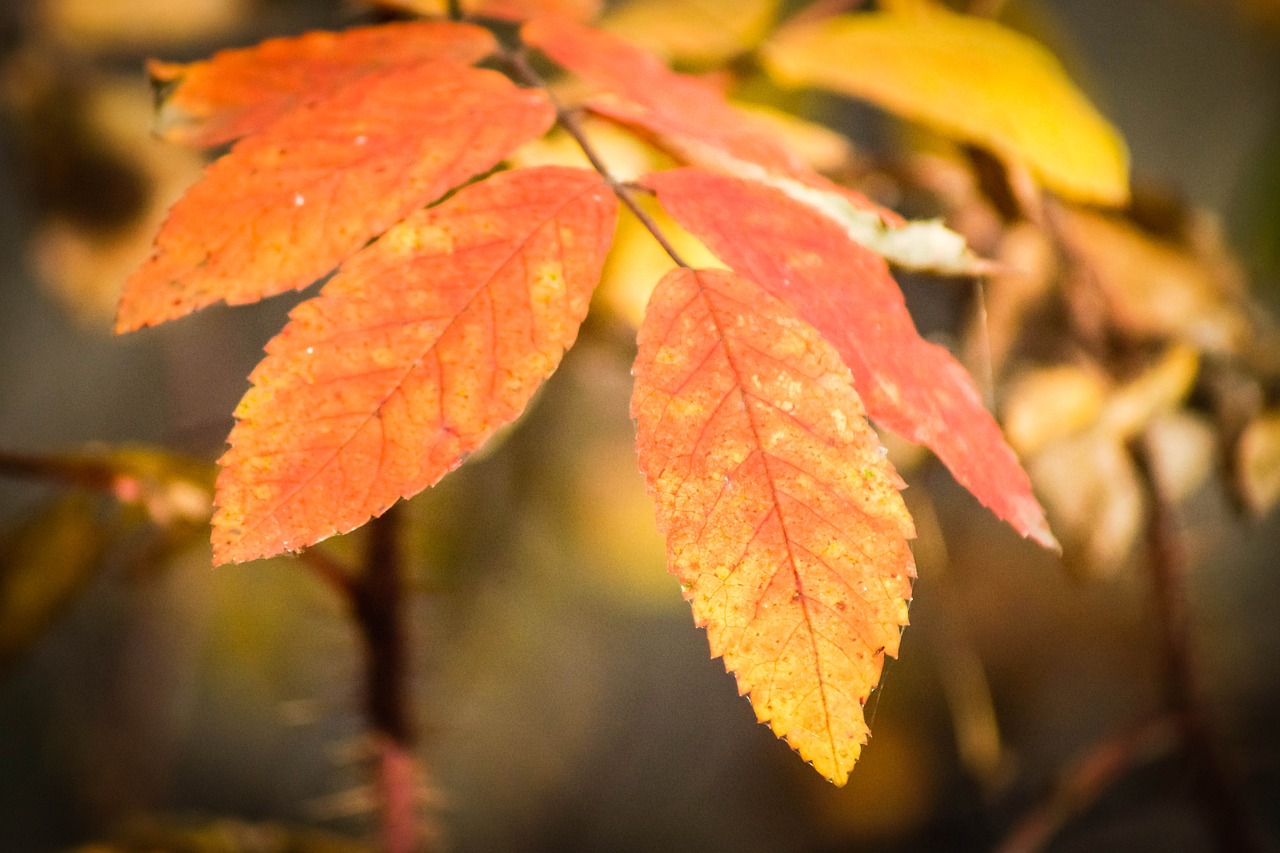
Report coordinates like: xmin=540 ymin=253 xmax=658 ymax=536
xmin=349 ymin=503 xmax=418 ymax=853
xmin=1129 ymin=438 xmax=1261 ymax=853
xmin=500 ymin=45 xmax=693 ymax=269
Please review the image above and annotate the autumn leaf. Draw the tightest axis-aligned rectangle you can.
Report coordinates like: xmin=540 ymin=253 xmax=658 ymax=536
xmin=522 ymin=17 xmax=819 ymax=184
xmin=376 ymin=0 xmax=602 ymax=23
xmin=148 ymin=21 xmax=498 ymax=147
xmin=644 ymin=168 xmax=1057 ymax=548
xmin=632 ymin=267 xmax=916 ymax=785
xmin=762 ymin=12 xmax=1130 ymax=205
xmin=601 ymin=0 xmax=780 ymax=65
xmin=522 ymin=19 xmax=999 ymax=277
xmin=212 ymin=166 xmax=617 ymax=564
xmin=117 ymin=62 xmax=554 ymax=332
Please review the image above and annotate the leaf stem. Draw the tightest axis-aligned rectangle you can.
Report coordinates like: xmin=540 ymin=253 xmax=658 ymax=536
xmin=349 ymin=503 xmax=418 ymax=853
xmin=1128 ymin=437 xmax=1262 ymax=853
xmin=501 ymin=45 xmax=692 ymax=269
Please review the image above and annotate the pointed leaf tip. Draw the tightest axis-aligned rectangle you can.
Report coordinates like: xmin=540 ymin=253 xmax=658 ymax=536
xmin=633 ymin=267 xmax=916 ymax=785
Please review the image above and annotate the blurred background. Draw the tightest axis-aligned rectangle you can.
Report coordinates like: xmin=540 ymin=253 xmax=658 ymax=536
xmin=1 ymin=0 xmax=1279 ymax=850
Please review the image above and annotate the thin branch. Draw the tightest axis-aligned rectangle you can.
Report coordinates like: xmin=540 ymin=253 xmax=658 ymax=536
xmin=0 ymin=448 xmax=123 ymax=491
xmin=500 ymin=45 xmax=692 ymax=269
xmin=1129 ymin=437 xmax=1262 ymax=853
xmin=349 ymin=504 xmax=418 ymax=853
xmin=995 ymin=715 xmax=1180 ymax=853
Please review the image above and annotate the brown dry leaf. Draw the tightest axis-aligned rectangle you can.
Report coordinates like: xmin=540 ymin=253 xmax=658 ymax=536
xmin=967 ymin=223 xmax=1057 ymax=378
xmin=1238 ymin=409 xmax=1280 ymax=516
xmin=1059 ymin=208 xmax=1250 ymax=353
xmin=1030 ymin=434 xmax=1144 ymax=577
xmin=1097 ymin=345 xmax=1200 ymax=439
xmin=1002 ymin=364 xmax=1109 ymax=457
xmin=40 ymin=0 xmax=245 ymax=48
xmin=602 ymin=0 xmax=780 ymax=64
xmin=1144 ymin=412 xmax=1217 ymax=504
xmin=1020 ymin=345 xmax=1201 ymax=575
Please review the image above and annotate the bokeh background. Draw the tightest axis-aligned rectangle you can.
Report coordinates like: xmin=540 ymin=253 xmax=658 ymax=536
xmin=1 ymin=0 xmax=1279 ymax=850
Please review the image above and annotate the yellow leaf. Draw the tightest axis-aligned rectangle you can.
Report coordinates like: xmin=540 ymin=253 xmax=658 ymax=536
xmin=602 ymin=0 xmax=779 ymax=64
xmin=633 ymin=268 xmax=916 ymax=785
xmin=1239 ymin=410 xmax=1280 ymax=516
xmin=761 ymin=12 xmax=1129 ymax=205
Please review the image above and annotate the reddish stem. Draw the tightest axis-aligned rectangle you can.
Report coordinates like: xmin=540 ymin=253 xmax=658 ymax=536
xmin=349 ymin=503 xmax=418 ymax=853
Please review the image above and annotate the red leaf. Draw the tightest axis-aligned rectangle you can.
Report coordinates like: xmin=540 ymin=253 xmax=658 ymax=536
xmin=632 ymin=267 xmax=916 ymax=785
xmin=645 ymin=168 xmax=1057 ymax=548
xmin=212 ymin=166 xmax=617 ymax=564
xmin=149 ymin=21 xmax=498 ymax=147
xmin=522 ymin=19 xmax=816 ymax=183
xmin=117 ymin=63 xmax=555 ymax=333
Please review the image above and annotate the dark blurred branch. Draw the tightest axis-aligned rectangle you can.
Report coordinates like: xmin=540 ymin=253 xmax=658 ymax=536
xmin=349 ymin=504 xmax=419 ymax=853
xmin=995 ymin=715 xmax=1180 ymax=853
xmin=1129 ymin=437 xmax=1262 ymax=853
xmin=0 ymin=448 xmax=123 ymax=491
xmin=782 ymin=0 xmax=871 ymax=28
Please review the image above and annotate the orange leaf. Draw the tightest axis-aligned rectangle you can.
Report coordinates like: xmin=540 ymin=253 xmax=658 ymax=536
xmin=212 ymin=166 xmax=617 ymax=564
xmin=149 ymin=21 xmax=498 ymax=147
xmin=645 ymin=169 xmax=1057 ymax=549
xmin=632 ymin=267 xmax=915 ymax=785
xmin=117 ymin=63 xmax=554 ymax=332
xmin=522 ymin=18 xmax=816 ymax=184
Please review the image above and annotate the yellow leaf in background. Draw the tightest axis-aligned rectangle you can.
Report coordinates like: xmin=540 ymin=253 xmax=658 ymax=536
xmin=1239 ymin=410 xmax=1280 ymax=516
xmin=730 ymin=103 xmax=854 ymax=173
xmin=597 ymin=198 xmax=725 ymax=328
xmin=42 ymin=0 xmax=245 ymax=47
xmin=602 ymin=0 xmax=779 ymax=64
xmin=508 ymin=117 xmax=661 ymax=183
xmin=761 ymin=12 xmax=1130 ymax=205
